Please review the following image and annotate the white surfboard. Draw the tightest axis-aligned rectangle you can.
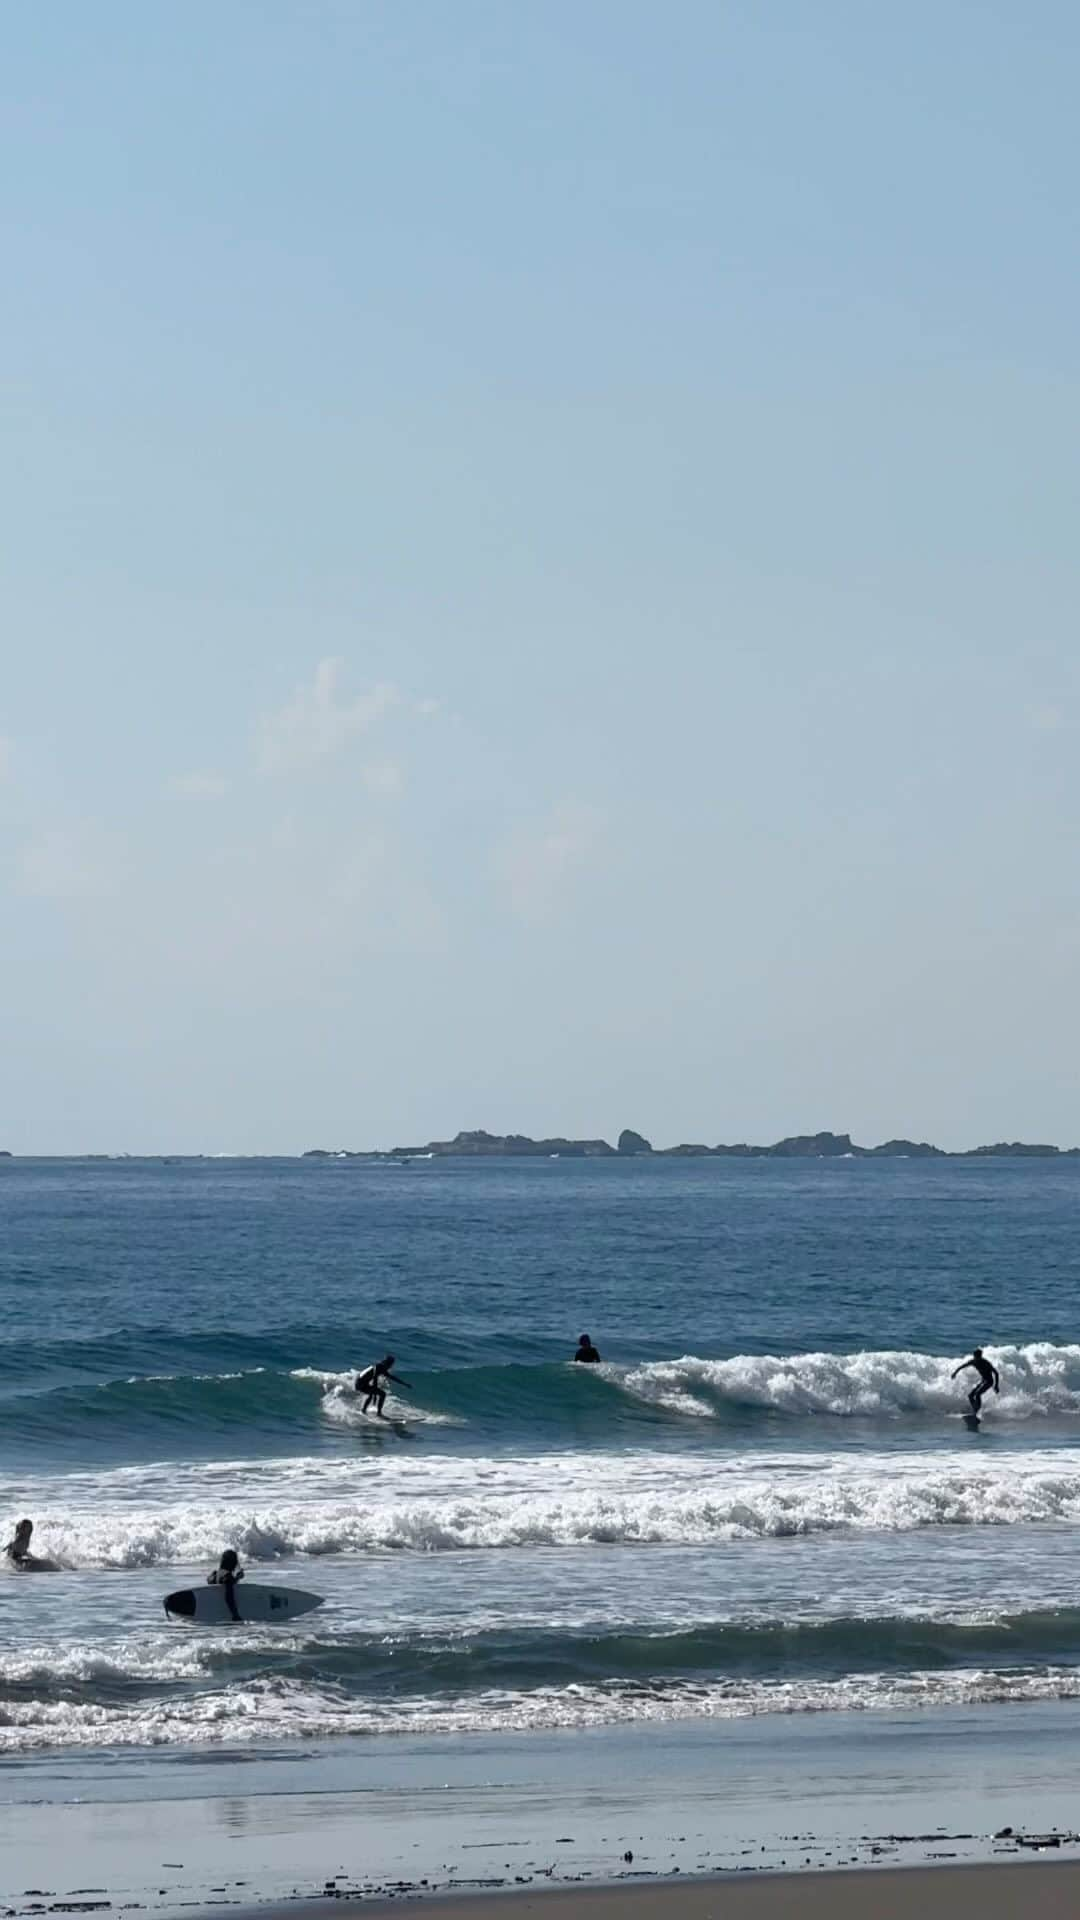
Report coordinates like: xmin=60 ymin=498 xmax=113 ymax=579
xmin=164 ymin=1581 xmax=324 ymax=1625
xmin=354 ymin=1409 xmax=414 ymax=1436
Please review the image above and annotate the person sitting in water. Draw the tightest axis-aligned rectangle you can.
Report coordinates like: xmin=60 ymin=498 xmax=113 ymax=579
xmin=354 ymin=1354 xmax=413 ymax=1417
xmin=207 ymin=1547 xmax=244 ymax=1621
xmin=4 ymin=1519 xmax=33 ymax=1567
xmin=951 ymin=1347 xmax=1000 ymax=1416
xmin=574 ymin=1334 xmax=601 ymax=1364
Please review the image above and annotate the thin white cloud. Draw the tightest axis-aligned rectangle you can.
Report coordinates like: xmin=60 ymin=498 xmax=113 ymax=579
xmin=269 ymin=812 xmax=302 ymax=853
xmin=256 ymin=659 xmax=400 ymax=776
xmin=169 ymin=770 xmax=229 ymax=798
xmin=500 ymin=803 xmax=604 ymax=924
xmin=363 ymin=759 xmax=405 ymax=798
xmin=17 ymin=826 xmax=124 ymax=901
xmin=328 ymin=830 xmax=391 ymax=905
xmin=161 ymin=820 xmax=446 ymax=990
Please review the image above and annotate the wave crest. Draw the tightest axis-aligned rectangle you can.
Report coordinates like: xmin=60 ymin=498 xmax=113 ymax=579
xmin=615 ymin=1344 xmax=1080 ymax=1420
xmin=291 ymin=1369 xmax=459 ymax=1427
xmin=25 ymin=1448 xmax=1080 ymax=1565
xmin=4 ymin=1344 xmax=1080 ymax=1452
xmin=4 ymin=1661 xmax=1080 ymax=1751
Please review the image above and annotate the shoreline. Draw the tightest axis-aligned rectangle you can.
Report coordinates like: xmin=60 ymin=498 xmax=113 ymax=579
xmin=13 ymin=1853 xmax=1080 ymax=1920
xmin=12 ymin=1704 xmax=1080 ymax=1917
xmin=276 ymin=1861 xmax=1080 ymax=1918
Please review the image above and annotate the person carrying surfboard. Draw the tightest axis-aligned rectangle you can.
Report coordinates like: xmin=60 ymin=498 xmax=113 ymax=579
xmin=207 ymin=1548 xmax=244 ymax=1621
xmin=951 ymin=1348 xmax=1000 ymax=1417
xmin=354 ymin=1354 xmax=413 ymax=1417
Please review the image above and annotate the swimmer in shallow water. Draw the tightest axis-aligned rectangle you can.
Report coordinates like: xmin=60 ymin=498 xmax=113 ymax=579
xmin=4 ymin=1519 xmax=33 ymax=1567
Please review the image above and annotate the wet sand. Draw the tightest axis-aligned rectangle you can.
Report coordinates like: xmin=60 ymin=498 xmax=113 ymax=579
xmin=342 ymin=1862 xmax=1080 ymax=1917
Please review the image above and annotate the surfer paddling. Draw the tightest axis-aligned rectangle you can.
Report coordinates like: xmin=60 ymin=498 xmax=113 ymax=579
xmin=574 ymin=1334 xmax=601 ymax=1364
xmin=207 ymin=1548 xmax=244 ymax=1621
xmin=354 ymin=1354 xmax=412 ymax=1417
xmin=952 ymin=1348 xmax=1000 ymax=1417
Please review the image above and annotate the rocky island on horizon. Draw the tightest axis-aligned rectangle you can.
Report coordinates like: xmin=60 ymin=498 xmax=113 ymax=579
xmin=303 ymin=1127 xmax=1080 ymax=1161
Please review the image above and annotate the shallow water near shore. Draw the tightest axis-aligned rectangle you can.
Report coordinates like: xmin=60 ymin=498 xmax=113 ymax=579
xmin=7 ymin=1703 xmax=1080 ymax=1913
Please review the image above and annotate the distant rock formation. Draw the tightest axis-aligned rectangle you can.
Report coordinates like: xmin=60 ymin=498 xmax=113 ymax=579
xmin=867 ymin=1139 xmax=946 ymax=1158
xmin=969 ymin=1141 xmax=1078 ymax=1157
xmin=390 ymin=1129 xmax=616 ymax=1158
xmin=303 ymin=1128 xmax=1080 ymax=1160
xmin=771 ymin=1130 xmax=854 ymax=1158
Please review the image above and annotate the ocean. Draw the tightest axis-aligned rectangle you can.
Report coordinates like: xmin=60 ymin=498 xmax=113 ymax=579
xmin=3 ymin=1152 xmax=1080 ymax=1769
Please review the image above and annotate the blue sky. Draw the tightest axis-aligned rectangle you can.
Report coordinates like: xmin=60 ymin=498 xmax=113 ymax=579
xmin=3 ymin=2 xmax=1079 ymax=1151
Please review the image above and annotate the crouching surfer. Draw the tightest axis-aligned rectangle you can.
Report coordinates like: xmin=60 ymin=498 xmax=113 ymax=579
xmin=208 ymin=1547 xmax=244 ymax=1621
xmin=354 ymin=1354 xmax=412 ymax=1417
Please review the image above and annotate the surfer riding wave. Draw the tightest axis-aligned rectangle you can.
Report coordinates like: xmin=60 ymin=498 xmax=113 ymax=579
xmin=354 ymin=1354 xmax=413 ymax=1418
xmin=952 ymin=1348 xmax=1000 ymax=1417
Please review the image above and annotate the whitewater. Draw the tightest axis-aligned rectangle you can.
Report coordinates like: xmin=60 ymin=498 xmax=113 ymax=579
xmin=4 ymin=1152 xmax=1080 ymax=1763
xmin=11 ymin=1440 xmax=1080 ymax=1565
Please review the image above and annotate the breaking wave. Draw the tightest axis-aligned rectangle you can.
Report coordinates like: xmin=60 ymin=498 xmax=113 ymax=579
xmin=15 ymin=1445 xmax=1080 ymax=1567
xmin=4 ymin=1343 xmax=1080 ymax=1457
xmin=612 ymin=1344 xmax=1080 ymax=1420
xmin=6 ymin=1605 xmax=1080 ymax=1749
xmin=291 ymin=1369 xmax=460 ymax=1427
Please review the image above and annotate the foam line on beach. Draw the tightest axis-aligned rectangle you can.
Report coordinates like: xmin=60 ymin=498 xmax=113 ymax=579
xmin=5 ymin=1658 xmax=1080 ymax=1751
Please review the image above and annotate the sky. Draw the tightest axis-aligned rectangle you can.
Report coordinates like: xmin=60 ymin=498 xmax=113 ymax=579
xmin=3 ymin=1 xmax=1080 ymax=1153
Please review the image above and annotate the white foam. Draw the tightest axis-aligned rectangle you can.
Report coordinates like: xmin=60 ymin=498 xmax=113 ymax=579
xmin=123 ymin=1369 xmax=256 ymax=1385
xmin=3 ymin=1663 xmax=1080 ymax=1751
xmin=291 ymin=1368 xmax=459 ymax=1426
xmin=0 ymin=1638 xmax=215 ymax=1688
xmin=616 ymin=1344 xmax=1080 ymax=1419
xmin=11 ymin=1444 xmax=1080 ymax=1566
xmin=598 ymin=1362 xmax=712 ymax=1418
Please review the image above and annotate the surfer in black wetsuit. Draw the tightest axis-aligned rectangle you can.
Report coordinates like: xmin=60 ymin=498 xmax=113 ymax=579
xmin=574 ymin=1335 xmax=601 ymax=1364
xmin=208 ymin=1548 xmax=244 ymax=1621
xmin=4 ymin=1519 xmax=33 ymax=1567
xmin=951 ymin=1348 xmax=1000 ymax=1416
xmin=354 ymin=1354 xmax=412 ymax=1417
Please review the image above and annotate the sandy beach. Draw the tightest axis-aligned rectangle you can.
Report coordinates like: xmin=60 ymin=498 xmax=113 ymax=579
xmin=347 ymin=1863 xmax=1080 ymax=1918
